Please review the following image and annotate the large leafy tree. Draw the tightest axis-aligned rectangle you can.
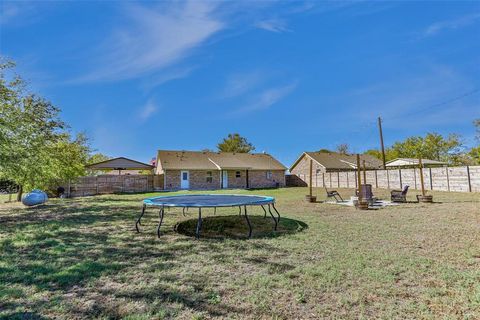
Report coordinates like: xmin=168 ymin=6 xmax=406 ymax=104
xmin=364 ymin=132 xmax=464 ymax=164
xmin=468 ymin=119 xmax=480 ymax=165
xmin=390 ymin=133 xmax=462 ymax=161
xmin=217 ymin=133 xmax=255 ymax=153
xmin=0 ymin=61 xmax=91 ymax=199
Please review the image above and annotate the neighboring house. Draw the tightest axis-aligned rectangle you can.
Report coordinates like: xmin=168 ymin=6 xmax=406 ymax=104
xmin=86 ymin=157 xmax=155 ymax=175
xmin=386 ymin=158 xmax=446 ymax=168
xmin=155 ymin=150 xmax=287 ymax=190
xmin=290 ymin=151 xmax=383 ymax=177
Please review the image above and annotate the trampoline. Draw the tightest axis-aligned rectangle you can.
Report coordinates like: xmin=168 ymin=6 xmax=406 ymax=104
xmin=135 ymin=194 xmax=281 ymax=239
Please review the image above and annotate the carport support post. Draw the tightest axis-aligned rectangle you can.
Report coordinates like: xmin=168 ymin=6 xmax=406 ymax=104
xmin=356 ymin=154 xmax=362 ymax=201
xmin=309 ymin=159 xmax=313 ymax=198
xmin=362 ymin=160 xmax=367 ymax=184
xmin=419 ymin=158 xmax=426 ymax=196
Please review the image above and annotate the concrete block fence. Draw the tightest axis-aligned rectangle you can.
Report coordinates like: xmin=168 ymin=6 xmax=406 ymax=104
xmin=288 ymin=166 xmax=480 ymax=193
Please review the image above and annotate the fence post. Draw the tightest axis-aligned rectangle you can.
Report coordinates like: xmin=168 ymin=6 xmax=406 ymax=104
xmin=413 ymin=168 xmax=417 ymax=190
xmin=399 ymin=169 xmax=402 ymax=188
xmin=322 ymin=173 xmax=325 ymax=187
xmin=386 ymin=169 xmax=390 ymax=189
xmin=96 ymin=176 xmax=99 ymax=195
xmin=467 ymin=166 xmax=472 ymax=192
xmin=429 ymin=168 xmax=433 ymax=190
xmin=337 ymin=171 xmax=340 ymax=188
xmin=329 ymin=172 xmax=332 ymax=188
xmin=446 ymin=166 xmax=450 ymax=192
xmin=375 ymin=170 xmax=378 ymax=188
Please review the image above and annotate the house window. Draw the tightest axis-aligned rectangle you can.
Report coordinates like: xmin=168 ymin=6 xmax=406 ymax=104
xmin=206 ymin=171 xmax=213 ymax=183
xmin=266 ymin=171 xmax=272 ymax=180
xmin=316 ymin=169 xmax=321 ymax=174
xmin=236 ymin=171 xmax=241 ymax=178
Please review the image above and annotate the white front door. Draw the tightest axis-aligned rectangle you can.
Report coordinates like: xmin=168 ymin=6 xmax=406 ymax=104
xmin=222 ymin=170 xmax=228 ymax=188
xmin=180 ymin=171 xmax=189 ymax=189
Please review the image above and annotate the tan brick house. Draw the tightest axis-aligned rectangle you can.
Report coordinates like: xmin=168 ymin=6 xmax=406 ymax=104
xmin=155 ymin=150 xmax=286 ymax=190
xmin=289 ymin=152 xmax=382 ymax=186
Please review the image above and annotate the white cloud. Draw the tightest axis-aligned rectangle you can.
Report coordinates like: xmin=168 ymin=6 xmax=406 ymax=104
xmin=235 ymin=81 xmax=298 ymax=114
xmin=255 ymin=19 xmax=290 ymax=33
xmin=76 ymin=1 xmax=223 ymax=83
xmin=423 ymin=13 xmax=480 ymax=37
xmin=139 ymin=99 xmax=158 ymax=121
xmin=1 ymin=2 xmax=29 ymax=25
xmin=221 ymin=71 xmax=265 ymax=98
xmin=141 ymin=66 xmax=196 ymax=91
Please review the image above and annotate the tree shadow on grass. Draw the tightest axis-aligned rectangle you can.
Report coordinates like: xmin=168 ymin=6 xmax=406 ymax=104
xmin=175 ymin=215 xmax=308 ymax=240
xmin=0 ymin=200 xmax=296 ymax=318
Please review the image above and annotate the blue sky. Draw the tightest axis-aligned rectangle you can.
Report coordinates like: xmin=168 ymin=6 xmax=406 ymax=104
xmin=1 ymin=1 xmax=479 ymax=166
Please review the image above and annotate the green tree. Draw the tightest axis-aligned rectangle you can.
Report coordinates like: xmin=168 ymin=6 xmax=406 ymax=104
xmin=364 ymin=148 xmax=398 ymax=162
xmin=469 ymin=146 xmax=480 ymax=165
xmin=317 ymin=149 xmax=333 ymax=153
xmin=88 ymin=153 xmax=110 ymax=164
xmin=469 ymin=119 xmax=480 ymax=164
xmin=0 ymin=61 xmax=91 ymax=200
xmin=217 ymin=133 xmax=255 ymax=153
xmin=389 ymin=133 xmax=462 ymax=163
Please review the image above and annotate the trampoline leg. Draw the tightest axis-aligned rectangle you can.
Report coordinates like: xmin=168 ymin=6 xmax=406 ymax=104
xmin=239 ymin=206 xmax=242 ymax=216
xmin=195 ymin=208 xmax=202 ymax=239
xmin=244 ymin=205 xmax=252 ymax=238
xmin=261 ymin=205 xmax=267 ymax=218
xmin=214 ymin=207 xmax=216 ymax=215
xmin=268 ymin=204 xmax=278 ymax=231
xmin=157 ymin=206 xmax=164 ymax=238
xmin=136 ymin=204 xmax=146 ymax=233
xmin=182 ymin=207 xmax=186 ymax=217
xmin=272 ymin=203 xmax=281 ymax=222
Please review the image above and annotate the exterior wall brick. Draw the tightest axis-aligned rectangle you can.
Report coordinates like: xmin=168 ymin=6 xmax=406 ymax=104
xmin=225 ymin=170 xmax=247 ymax=188
xmin=248 ymin=170 xmax=285 ymax=188
xmin=163 ymin=169 xmax=285 ymax=190
xmin=165 ymin=170 xmax=221 ymax=190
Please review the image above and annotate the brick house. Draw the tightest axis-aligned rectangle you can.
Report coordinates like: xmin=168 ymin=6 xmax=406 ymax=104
xmin=289 ymin=152 xmax=382 ymax=186
xmin=155 ymin=150 xmax=286 ymax=190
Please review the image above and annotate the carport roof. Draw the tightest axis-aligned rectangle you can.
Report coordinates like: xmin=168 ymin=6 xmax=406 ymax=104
xmin=86 ymin=157 xmax=155 ymax=170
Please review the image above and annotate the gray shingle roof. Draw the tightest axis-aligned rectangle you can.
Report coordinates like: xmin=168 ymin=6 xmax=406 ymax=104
xmin=156 ymin=150 xmax=286 ymax=171
xmin=291 ymin=152 xmax=383 ymax=171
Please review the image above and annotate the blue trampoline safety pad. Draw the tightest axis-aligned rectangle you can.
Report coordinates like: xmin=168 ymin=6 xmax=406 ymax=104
xmin=143 ymin=194 xmax=275 ymax=208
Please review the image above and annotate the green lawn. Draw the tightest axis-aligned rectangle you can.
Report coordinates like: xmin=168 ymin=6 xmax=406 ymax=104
xmin=0 ymin=188 xmax=479 ymax=319
xmin=0 ymin=193 xmax=16 ymax=203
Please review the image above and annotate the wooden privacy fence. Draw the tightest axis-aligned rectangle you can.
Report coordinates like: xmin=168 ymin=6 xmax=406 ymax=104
xmin=65 ymin=175 xmax=164 ymax=197
xmin=288 ymin=166 xmax=480 ymax=193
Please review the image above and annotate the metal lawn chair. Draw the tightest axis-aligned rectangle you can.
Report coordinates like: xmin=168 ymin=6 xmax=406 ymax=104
xmin=325 ymin=187 xmax=344 ymax=202
xmin=391 ymin=185 xmax=409 ymax=203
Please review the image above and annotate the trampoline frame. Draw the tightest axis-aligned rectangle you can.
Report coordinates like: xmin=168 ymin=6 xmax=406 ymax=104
xmin=135 ymin=194 xmax=281 ymax=239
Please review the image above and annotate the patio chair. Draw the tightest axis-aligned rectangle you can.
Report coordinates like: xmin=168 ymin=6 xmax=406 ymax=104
xmin=391 ymin=185 xmax=409 ymax=203
xmin=325 ymin=187 xmax=344 ymax=202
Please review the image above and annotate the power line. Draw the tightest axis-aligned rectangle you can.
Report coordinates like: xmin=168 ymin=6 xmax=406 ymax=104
xmin=387 ymin=88 xmax=480 ymax=121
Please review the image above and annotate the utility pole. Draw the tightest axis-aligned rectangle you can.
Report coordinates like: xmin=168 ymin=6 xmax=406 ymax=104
xmin=378 ymin=117 xmax=386 ymax=169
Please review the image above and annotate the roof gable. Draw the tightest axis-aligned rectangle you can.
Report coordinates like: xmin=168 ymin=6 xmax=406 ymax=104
xmin=290 ymin=152 xmax=383 ymax=171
